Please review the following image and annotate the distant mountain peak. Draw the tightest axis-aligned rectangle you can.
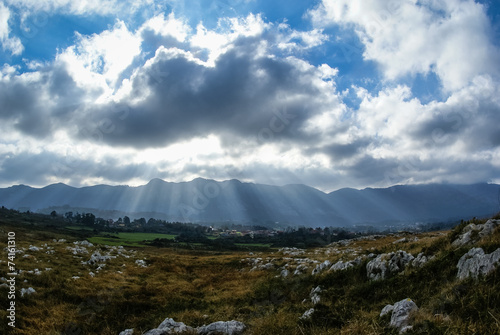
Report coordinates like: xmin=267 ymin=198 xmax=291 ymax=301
xmin=147 ymin=178 xmax=167 ymax=185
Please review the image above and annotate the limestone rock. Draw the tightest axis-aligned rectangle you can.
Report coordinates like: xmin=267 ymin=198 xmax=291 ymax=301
xmin=367 ymin=251 xmax=414 ymax=280
xmin=411 ymin=253 xmax=428 ymax=268
xmin=87 ymin=251 xmax=112 ymax=265
xmin=366 ymin=254 xmax=390 ymax=281
xmin=135 ymin=259 xmax=148 ymax=267
xmin=312 ymin=260 xmax=331 ymax=275
xmin=197 ymin=320 xmax=246 ymax=335
xmin=380 ymin=304 xmax=394 ymax=317
xmin=125 ymin=318 xmax=245 ymax=335
xmin=389 ymin=298 xmax=418 ymax=333
xmin=452 ymin=220 xmax=500 ymax=247
xmin=388 ymin=251 xmax=414 ymax=273
xmin=457 ymin=247 xmax=500 ymax=280
xmin=310 ymin=286 xmax=321 ymax=305
xmin=300 ymin=308 xmax=315 ymax=320
xmin=20 ymin=287 xmax=36 ymax=297
xmin=144 ymin=318 xmax=194 ymax=335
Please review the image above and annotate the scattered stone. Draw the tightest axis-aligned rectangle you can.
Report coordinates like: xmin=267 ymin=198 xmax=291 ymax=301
xmin=198 ymin=320 xmax=246 ymax=335
xmin=312 ymin=260 xmax=331 ymax=275
xmin=135 ymin=259 xmax=148 ymax=268
xmin=381 ymin=298 xmax=418 ymax=333
xmin=366 ymin=254 xmax=390 ymax=281
xmin=452 ymin=219 xmax=500 ymax=247
xmin=279 ymin=247 xmax=306 ymax=256
xmin=329 ymin=257 xmax=363 ymax=272
xmin=367 ymin=251 xmax=414 ymax=281
xmin=67 ymin=245 xmax=89 ymax=255
xmin=393 ymin=237 xmax=407 ymax=244
xmin=74 ymin=240 xmax=94 ymax=247
xmin=300 ymin=308 xmax=315 ymax=320
xmin=72 ymin=276 xmax=80 ymax=280
xmin=388 ymin=251 xmax=414 ymax=273
xmin=87 ymin=251 xmax=113 ymax=265
xmin=330 ymin=260 xmax=354 ymax=271
xmin=457 ymin=247 xmax=500 ymax=280
xmin=89 ymin=272 xmax=95 ymax=277
xmin=293 ymin=264 xmax=308 ymax=276
xmin=380 ymin=304 xmax=394 ymax=317
xmin=132 ymin=318 xmax=246 ymax=335
xmin=280 ymin=269 xmax=290 ymax=278
xmin=310 ymin=286 xmax=321 ymax=305
xmin=28 ymin=245 xmax=40 ymax=252
xmin=412 ymin=253 xmax=428 ymax=268
xmin=144 ymin=318 xmax=194 ymax=334
xmin=20 ymin=287 xmax=36 ymax=297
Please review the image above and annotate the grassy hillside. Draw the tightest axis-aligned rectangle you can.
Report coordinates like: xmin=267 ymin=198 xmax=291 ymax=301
xmin=1 ymin=209 xmax=500 ymax=334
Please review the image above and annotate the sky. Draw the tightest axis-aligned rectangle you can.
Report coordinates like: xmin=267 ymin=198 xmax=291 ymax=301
xmin=0 ymin=0 xmax=499 ymax=192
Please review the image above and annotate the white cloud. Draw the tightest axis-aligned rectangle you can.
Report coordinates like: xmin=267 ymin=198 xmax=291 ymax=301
xmin=0 ymin=2 xmax=24 ymax=55
xmin=141 ymin=12 xmax=191 ymax=43
xmin=310 ymin=0 xmax=500 ymax=92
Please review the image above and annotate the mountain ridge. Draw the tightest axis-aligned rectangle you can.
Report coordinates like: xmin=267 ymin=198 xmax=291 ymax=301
xmin=0 ymin=179 xmax=498 ymax=227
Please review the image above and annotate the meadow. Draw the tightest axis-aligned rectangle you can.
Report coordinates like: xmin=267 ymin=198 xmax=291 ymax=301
xmin=1 ymin=208 xmax=500 ymax=334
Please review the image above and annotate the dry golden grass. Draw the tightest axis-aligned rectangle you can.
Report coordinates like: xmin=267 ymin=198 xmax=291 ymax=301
xmin=2 ymin=214 xmax=500 ymax=334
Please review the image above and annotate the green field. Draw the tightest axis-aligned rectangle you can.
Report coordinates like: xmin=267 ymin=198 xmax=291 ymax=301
xmin=65 ymin=225 xmax=96 ymax=231
xmin=88 ymin=232 xmax=177 ymax=246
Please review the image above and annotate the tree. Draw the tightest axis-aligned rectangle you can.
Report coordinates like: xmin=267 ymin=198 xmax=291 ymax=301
xmin=65 ymin=212 xmax=74 ymax=220
xmin=123 ymin=216 xmax=130 ymax=225
xmin=82 ymin=213 xmax=96 ymax=226
xmin=50 ymin=210 xmax=57 ymax=217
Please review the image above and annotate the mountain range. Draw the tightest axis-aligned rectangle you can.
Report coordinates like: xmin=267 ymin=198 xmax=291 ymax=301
xmin=0 ymin=178 xmax=499 ymax=227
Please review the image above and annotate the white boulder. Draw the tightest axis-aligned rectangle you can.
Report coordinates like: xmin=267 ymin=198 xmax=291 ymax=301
xmin=385 ymin=298 xmax=418 ymax=333
xmin=452 ymin=220 xmax=500 ymax=247
xmin=300 ymin=308 xmax=315 ymax=320
xmin=457 ymin=247 xmax=500 ymax=280
xmin=312 ymin=260 xmax=331 ymax=275
xmin=20 ymin=287 xmax=36 ymax=297
xmin=197 ymin=320 xmax=246 ymax=335
xmin=367 ymin=251 xmax=414 ymax=280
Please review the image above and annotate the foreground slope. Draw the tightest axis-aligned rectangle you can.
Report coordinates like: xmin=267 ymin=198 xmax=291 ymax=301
xmin=1 ymin=209 xmax=500 ymax=334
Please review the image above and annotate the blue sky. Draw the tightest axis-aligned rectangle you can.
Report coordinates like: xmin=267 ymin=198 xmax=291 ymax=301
xmin=0 ymin=0 xmax=499 ymax=192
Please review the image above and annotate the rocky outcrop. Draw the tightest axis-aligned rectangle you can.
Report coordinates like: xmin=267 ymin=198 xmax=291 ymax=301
xmin=312 ymin=260 xmax=331 ymax=275
xmin=121 ymin=318 xmax=246 ymax=335
xmin=367 ymin=251 xmax=414 ymax=280
xmin=293 ymin=264 xmax=309 ymax=276
xmin=452 ymin=219 xmax=500 ymax=248
xmin=411 ymin=252 xmax=429 ymax=268
xmin=380 ymin=298 xmax=418 ymax=333
xmin=329 ymin=257 xmax=363 ymax=272
xmin=457 ymin=247 xmax=500 ymax=280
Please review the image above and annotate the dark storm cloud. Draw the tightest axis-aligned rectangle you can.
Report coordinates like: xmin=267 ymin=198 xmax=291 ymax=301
xmin=0 ymin=63 xmax=87 ymax=139
xmin=410 ymin=94 xmax=500 ymax=151
xmin=73 ymin=36 xmax=327 ymax=149
xmin=316 ymin=138 xmax=372 ymax=161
